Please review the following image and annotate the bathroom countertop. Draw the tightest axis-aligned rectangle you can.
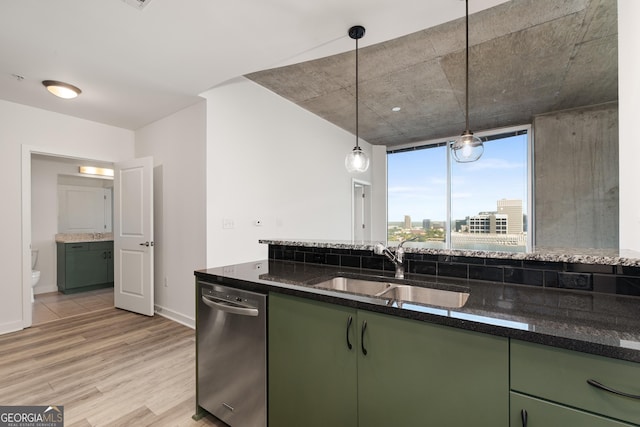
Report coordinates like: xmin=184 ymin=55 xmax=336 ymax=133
xmin=196 ymin=259 xmax=640 ymax=363
xmin=55 ymin=233 xmax=114 ymax=243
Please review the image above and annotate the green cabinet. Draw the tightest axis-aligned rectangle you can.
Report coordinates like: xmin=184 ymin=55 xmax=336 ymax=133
xmin=510 ymin=392 xmax=633 ymax=426
xmin=57 ymin=241 xmax=114 ymax=293
xmin=268 ymin=293 xmax=357 ymax=427
xmin=511 ymin=340 xmax=640 ymax=426
xmin=268 ymin=293 xmax=509 ymax=427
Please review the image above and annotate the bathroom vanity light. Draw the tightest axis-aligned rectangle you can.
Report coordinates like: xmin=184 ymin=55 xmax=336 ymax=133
xmin=451 ymin=0 xmax=484 ymax=163
xmin=42 ymin=80 xmax=82 ymax=99
xmin=79 ymin=166 xmax=114 ymax=178
xmin=345 ymin=25 xmax=370 ymax=174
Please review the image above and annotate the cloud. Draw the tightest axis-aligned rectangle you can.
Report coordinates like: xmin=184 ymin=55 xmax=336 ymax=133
xmin=462 ymin=157 xmax=525 ymax=171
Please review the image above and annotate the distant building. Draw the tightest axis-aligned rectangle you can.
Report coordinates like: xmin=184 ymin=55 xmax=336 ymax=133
xmin=468 ymin=213 xmax=508 ymax=234
xmin=404 ymin=215 xmax=412 ymax=229
xmin=497 ymin=199 xmax=523 ymax=234
xmin=422 ymin=219 xmax=431 ymax=230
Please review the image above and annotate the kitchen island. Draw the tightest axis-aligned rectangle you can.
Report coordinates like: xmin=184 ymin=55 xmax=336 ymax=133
xmin=195 ymin=241 xmax=640 ymax=426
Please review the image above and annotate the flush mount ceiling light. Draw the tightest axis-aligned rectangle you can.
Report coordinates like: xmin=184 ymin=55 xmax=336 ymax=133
xmin=42 ymin=80 xmax=82 ymax=99
xmin=451 ymin=0 xmax=484 ymax=163
xmin=344 ymin=25 xmax=370 ymax=174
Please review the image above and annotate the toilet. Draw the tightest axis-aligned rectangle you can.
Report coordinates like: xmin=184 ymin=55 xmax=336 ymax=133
xmin=31 ymin=249 xmax=40 ymax=303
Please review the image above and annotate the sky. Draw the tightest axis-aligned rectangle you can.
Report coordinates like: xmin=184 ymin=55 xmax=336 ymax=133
xmin=387 ymin=133 xmax=528 ymax=223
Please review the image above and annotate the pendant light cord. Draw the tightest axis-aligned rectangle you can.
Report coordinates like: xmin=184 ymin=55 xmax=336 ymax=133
xmin=355 ymin=36 xmax=360 ymax=149
xmin=464 ymin=0 xmax=470 ymax=132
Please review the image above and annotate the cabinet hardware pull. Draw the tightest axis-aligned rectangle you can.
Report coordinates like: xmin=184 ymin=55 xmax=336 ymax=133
xmin=103 ymin=252 xmax=107 ymax=259
xmin=346 ymin=316 xmax=353 ymax=350
xmin=361 ymin=320 xmax=368 ymax=355
xmin=587 ymin=379 xmax=640 ymax=400
xmin=520 ymin=409 xmax=527 ymax=427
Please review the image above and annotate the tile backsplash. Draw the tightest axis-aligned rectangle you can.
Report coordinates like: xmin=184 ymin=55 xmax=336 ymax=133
xmin=268 ymin=244 xmax=640 ymax=298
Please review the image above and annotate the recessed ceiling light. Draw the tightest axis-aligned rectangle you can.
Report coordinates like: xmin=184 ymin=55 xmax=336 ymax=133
xmin=42 ymin=80 xmax=82 ymax=99
xmin=391 ymin=106 xmax=401 ymax=112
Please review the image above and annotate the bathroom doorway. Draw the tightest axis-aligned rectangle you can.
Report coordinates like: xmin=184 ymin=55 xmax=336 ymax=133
xmin=22 ymin=145 xmax=117 ymax=327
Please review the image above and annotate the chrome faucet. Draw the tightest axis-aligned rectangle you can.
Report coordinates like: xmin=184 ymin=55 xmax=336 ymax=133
xmin=373 ymin=237 xmax=416 ymax=279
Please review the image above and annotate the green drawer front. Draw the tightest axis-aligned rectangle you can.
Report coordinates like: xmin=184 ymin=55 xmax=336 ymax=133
xmin=65 ymin=243 xmax=89 ymax=252
xmin=510 ymin=392 xmax=633 ymax=426
xmin=89 ymin=241 xmax=113 ymax=251
xmin=511 ymin=340 xmax=640 ymax=425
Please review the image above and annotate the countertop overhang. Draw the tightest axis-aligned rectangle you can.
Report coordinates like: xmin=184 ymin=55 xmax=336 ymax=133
xmin=195 ymin=259 xmax=640 ymax=363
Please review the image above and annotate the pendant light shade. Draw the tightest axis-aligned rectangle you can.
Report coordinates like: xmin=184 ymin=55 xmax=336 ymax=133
xmin=345 ymin=25 xmax=370 ymax=173
xmin=452 ymin=0 xmax=483 ymax=163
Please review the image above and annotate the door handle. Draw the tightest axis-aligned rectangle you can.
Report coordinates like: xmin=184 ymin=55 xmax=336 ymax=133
xmin=346 ymin=316 xmax=353 ymax=350
xmin=139 ymin=241 xmax=154 ymax=247
xmin=587 ymin=379 xmax=640 ymax=400
xmin=361 ymin=320 xmax=368 ymax=355
xmin=201 ymin=295 xmax=259 ymax=317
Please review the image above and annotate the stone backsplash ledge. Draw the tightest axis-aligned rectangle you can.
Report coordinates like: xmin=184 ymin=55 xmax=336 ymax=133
xmin=261 ymin=240 xmax=640 ymax=298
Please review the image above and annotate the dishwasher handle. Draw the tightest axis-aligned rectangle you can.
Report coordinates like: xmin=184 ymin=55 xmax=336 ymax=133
xmin=201 ymin=295 xmax=259 ymax=317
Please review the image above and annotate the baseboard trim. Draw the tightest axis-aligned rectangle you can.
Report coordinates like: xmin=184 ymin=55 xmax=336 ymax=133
xmin=154 ymin=304 xmax=194 ymax=329
xmin=0 ymin=319 xmax=24 ymax=336
xmin=34 ymin=284 xmax=58 ymax=295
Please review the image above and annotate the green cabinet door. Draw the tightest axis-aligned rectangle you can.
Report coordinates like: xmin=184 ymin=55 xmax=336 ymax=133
xmin=268 ymin=294 xmax=358 ymax=427
xmin=57 ymin=241 xmax=114 ymax=293
xmin=66 ymin=249 xmax=109 ymax=288
xmin=510 ymin=392 xmax=634 ymax=427
xmin=357 ymin=310 xmax=509 ymax=427
xmin=511 ymin=340 xmax=640 ymax=425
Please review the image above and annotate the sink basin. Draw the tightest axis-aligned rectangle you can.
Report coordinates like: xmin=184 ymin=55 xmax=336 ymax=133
xmin=310 ymin=276 xmax=469 ymax=309
xmin=378 ymin=285 xmax=469 ymax=309
xmin=311 ymin=277 xmax=392 ymax=296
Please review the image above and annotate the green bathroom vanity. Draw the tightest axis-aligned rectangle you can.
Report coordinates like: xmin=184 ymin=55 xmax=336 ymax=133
xmin=56 ymin=240 xmax=114 ymax=293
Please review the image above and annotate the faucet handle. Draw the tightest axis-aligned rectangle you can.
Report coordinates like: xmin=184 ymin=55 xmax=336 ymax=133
xmin=373 ymin=242 xmax=386 ymax=255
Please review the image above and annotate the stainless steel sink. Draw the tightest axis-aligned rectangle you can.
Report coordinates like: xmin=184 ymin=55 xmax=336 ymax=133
xmin=378 ymin=284 xmax=469 ymax=309
xmin=310 ymin=276 xmax=469 ymax=308
xmin=311 ymin=276 xmax=393 ymax=296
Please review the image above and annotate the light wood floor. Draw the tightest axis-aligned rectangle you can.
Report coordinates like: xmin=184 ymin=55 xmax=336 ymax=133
xmin=0 ymin=308 xmax=225 ymax=427
xmin=32 ymin=288 xmax=114 ymax=325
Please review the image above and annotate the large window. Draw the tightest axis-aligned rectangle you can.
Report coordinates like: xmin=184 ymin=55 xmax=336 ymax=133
xmin=387 ymin=127 xmax=531 ymax=252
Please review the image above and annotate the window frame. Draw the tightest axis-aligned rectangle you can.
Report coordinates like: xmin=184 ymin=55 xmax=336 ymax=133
xmin=386 ymin=124 xmax=533 ymax=252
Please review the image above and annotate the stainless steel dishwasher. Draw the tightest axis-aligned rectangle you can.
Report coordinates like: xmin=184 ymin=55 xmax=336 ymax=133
xmin=197 ymin=281 xmax=267 ymax=427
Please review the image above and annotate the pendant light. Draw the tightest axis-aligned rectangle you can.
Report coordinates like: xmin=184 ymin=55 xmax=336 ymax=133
xmin=345 ymin=25 xmax=370 ymax=173
xmin=451 ymin=0 xmax=484 ymax=163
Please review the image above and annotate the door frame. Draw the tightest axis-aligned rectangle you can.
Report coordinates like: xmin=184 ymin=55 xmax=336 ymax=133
xmin=351 ymin=179 xmax=372 ymax=242
xmin=21 ymin=145 xmax=118 ymax=328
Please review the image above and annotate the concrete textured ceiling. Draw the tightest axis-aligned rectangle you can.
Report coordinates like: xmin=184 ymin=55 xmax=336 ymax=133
xmin=0 ymin=0 xmax=509 ymax=130
xmin=246 ymin=0 xmax=618 ymax=147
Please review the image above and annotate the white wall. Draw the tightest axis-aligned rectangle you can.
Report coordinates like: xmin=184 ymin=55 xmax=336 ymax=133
xmin=202 ymin=78 xmax=373 ymax=267
xmin=31 ymin=157 xmax=113 ymax=295
xmin=135 ymin=101 xmax=207 ymax=327
xmin=619 ymin=0 xmax=640 ymax=252
xmin=0 ymin=99 xmax=134 ymax=334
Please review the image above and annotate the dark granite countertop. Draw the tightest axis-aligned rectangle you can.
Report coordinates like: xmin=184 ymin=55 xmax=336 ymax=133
xmin=259 ymin=239 xmax=640 ymax=267
xmin=195 ymin=259 xmax=640 ymax=363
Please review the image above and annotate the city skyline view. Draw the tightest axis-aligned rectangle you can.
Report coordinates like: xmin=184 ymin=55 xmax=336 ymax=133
xmin=388 ymin=133 xmax=529 ymax=224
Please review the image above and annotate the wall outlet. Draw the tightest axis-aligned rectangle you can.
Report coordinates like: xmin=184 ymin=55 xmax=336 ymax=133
xmin=222 ymin=218 xmax=234 ymax=229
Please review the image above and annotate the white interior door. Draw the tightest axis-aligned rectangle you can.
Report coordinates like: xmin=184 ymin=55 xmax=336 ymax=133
xmin=353 ymin=180 xmax=372 ymax=242
xmin=114 ymin=157 xmax=154 ymax=316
